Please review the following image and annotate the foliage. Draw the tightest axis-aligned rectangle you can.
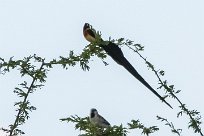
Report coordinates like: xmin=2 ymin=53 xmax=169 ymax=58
xmin=0 ymin=29 xmax=203 ymax=135
xmin=157 ymin=116 xmax=182 ymax=136
xmin=128 ymin=119 xmax=159 ymax=136
xmin=60 ymin=115 xmax=159 ymax=136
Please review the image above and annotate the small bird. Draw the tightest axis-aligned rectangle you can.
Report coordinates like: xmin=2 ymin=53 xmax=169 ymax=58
xmin=89 ymin=108 xmax=110 ymax=128
xmin=83 ymin=23 xmax=173 ymax=109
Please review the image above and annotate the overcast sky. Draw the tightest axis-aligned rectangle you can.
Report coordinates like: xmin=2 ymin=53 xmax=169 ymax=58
xmin=0 ymin=0 xmax=204 ymax=136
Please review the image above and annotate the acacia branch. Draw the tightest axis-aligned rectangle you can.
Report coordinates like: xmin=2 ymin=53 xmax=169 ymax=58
xmin=9 ymin=60 xmax=45 ymax=136
xmin=126 ymin=42 xmax=203 ymax=136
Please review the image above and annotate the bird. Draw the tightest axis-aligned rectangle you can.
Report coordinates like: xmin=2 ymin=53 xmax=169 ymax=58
xmin=89 ymin=108 xmax=110 ymax=128
xmin=83 ymin=23 xmax=172 ymax=109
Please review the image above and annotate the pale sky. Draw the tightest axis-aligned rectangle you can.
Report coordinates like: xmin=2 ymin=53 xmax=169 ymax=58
xmin=0 ymin=0 xmax=204 ymax=136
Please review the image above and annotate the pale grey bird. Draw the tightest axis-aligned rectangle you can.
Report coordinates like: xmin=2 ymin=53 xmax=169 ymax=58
xmin=89 ymin=108 xmax=110 ymax=128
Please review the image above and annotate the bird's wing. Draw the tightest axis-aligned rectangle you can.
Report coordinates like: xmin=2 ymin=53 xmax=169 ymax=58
xmin=98 ymin=114 xmax=110 ymax=126
xmin=84 ymin=28 xmax=95 ymax=38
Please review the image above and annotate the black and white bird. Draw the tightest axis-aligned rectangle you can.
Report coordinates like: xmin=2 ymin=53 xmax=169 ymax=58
xmin=89 ymin=108 xmax=110 ymax=128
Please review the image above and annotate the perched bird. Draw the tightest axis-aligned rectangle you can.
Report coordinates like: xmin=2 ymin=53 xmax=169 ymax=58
xmin=83 ymin=23 xmax=173 ymax=109
xmin=89 ymin=108 xmax=110 ymax=128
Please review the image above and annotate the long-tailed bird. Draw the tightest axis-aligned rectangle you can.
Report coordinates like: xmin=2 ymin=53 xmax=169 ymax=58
xmin=89 ymin=108 xmax=110 ymax=128
xmin=83 ymin=23 xmax=172 ymax=109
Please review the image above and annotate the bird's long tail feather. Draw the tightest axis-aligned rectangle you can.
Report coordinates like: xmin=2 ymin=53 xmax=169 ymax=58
xmin=120 ymin=57 xmax=173 ymax=109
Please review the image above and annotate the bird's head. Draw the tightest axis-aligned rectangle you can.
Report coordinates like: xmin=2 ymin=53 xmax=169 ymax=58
xmin=90 ymin=108 xmax=98 ymax=118
xmin=83 ymin=23 xmax=90 ymax=31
